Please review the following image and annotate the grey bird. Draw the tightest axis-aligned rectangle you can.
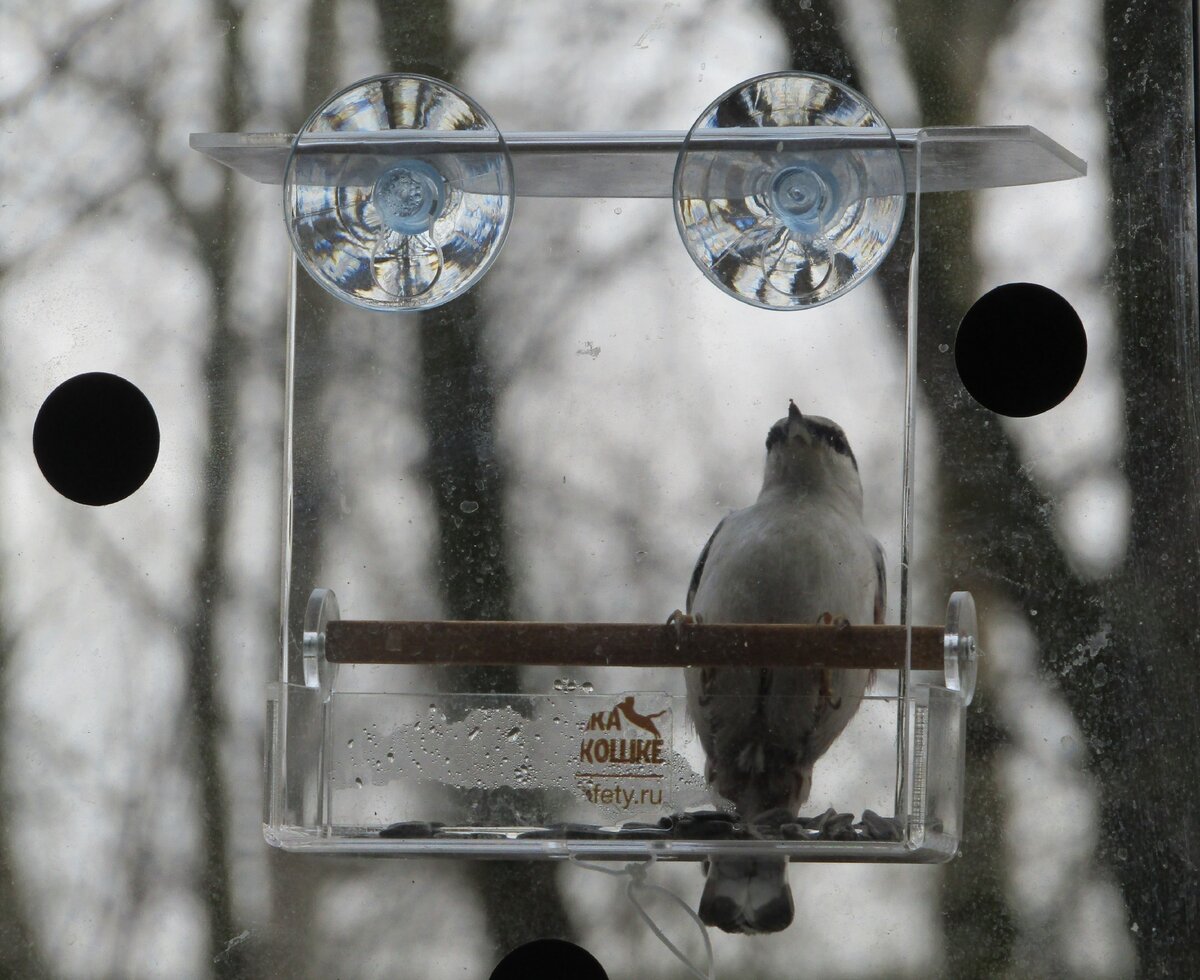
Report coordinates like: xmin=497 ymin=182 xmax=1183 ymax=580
xmin=683 ymin=401 xmax=885 ymax=933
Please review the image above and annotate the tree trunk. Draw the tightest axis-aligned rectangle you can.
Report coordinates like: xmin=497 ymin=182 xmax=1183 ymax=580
xmin=373 ymin=0 xmax=575 ymax=959
xmin=1094 ymin=1 xmax=1200 ymax=973
xmin=0 ymin=624 xmax=46 ymax=977
xmin=184 ymin=0 xmax=250 ymax=973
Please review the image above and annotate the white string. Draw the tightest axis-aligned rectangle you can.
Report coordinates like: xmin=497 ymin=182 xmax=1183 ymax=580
xmin=570 ymin=855 xmax=715 ymax=980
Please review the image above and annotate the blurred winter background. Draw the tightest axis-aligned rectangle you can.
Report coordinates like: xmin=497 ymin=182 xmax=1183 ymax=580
xmin=0 ymin=0 xmax=1195 ymax=977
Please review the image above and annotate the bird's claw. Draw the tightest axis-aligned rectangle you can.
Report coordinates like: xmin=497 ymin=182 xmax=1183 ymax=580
xmin=667 ymin=609 xmax=700 ymax=644
xmin=816 ymin=611 xmax=851 ymax=630
xmin=815 ymin=612 xmax=849 ymax=709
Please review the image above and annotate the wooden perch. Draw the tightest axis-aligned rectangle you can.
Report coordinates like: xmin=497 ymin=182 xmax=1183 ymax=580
xmin=322 ymin=620 xmax=946 ymax=670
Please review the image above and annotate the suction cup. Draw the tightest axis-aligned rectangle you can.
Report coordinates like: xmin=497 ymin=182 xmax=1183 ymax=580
xmin=285 ymin=74 xmax=514 ymax=312
xmin=674 ymin=72 xmax=906 ymax=310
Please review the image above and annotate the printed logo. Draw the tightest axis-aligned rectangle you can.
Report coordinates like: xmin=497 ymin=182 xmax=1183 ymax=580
xmin=575 ymin=695 xmax=669 ymax=811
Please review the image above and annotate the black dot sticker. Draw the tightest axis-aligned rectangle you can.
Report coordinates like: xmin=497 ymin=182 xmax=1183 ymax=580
xmin=33 ymin=373 xmax=160 ymax=506
xmin=954 ymin=283 xmax=1087 ymax=417
xmin=490 ymin=939 xmax=607 ymax=980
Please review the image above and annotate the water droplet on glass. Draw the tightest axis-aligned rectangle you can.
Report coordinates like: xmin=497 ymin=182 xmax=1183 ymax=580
xmin=580 ymin=682 xmax=594 ymax=694
xmin=1093 ymin=664 xmax=1109 ymax=687
xmin=347 ymin=739 xmax=354 ymax=748
xmin=505 ymin=726 xmax=521 ymax=741
xmin=468 ymin=727 xmax=481 ymax=741
xmin=460 ymin=500 xmax=479 ymax=514
xmin=938 ymin=343 xmax=949 ymax=353
xmin=354 ymin=777 xmax=363 ymax=788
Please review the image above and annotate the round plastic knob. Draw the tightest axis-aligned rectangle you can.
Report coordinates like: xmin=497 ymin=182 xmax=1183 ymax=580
xmin=284 ymin=73 xmax=514 ymax=312
xmin=673 ymin=72 xmax=906 ymax=310
xmin=302 ymin=587 xmax=340 ymax=695
xmin=944 ymin=591 xmax=980 ymax=706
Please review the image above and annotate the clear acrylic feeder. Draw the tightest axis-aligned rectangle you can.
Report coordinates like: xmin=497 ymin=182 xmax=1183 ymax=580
xmin=193 ymin=71 xmax=1083 ymax=864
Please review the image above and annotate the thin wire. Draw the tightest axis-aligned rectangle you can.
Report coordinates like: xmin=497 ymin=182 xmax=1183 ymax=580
xmin=570 ymin=855 xmax=715 ymax=980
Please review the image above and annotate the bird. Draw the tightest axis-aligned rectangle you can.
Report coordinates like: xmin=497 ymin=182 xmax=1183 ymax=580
xmin=681 ymin=400 xmax=885 ymax=934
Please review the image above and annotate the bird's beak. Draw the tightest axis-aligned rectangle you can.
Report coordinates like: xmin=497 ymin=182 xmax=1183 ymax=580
xmin=786 ymin=399 xmax=813 ymax=446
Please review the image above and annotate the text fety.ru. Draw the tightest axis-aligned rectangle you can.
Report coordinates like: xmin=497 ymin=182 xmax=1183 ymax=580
xmin=581 ymin=784 xmax=663 ymax=808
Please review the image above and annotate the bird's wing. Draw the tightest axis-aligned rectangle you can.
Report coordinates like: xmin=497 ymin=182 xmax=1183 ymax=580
xmin=686 ymin=517 xmax=727 ymax=614
xmin=871 ymin=536 xmax=887 ymax=625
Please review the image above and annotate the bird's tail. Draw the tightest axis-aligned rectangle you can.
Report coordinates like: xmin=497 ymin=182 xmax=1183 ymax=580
xmin=699 ymin=856 xmax=793 ymax=934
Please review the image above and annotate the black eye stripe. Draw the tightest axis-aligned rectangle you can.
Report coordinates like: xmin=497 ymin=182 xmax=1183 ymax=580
xmin=808 ymin=422 xmax=857 ymax=466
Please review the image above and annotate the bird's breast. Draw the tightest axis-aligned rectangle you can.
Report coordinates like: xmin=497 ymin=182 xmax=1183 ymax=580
xmin=690 ymin=500 xmax=876 ymax=626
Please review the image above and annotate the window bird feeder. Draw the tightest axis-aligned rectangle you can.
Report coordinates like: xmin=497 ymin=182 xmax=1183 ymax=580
xmin=193 ymin=71 xmax=1083 ymax=864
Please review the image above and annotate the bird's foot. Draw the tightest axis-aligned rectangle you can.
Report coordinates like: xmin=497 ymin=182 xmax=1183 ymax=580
xmin=667 ymin=609 xmax=701 ymax=644
xmin=815 ymin=612 xmax=850 ymax=708
xmin=815 ymin=611 xmax=851 ymax=629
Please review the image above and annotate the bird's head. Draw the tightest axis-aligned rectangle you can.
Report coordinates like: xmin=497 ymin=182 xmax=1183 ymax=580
xmin=762 ymin=400 xmax=864 ymax=509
